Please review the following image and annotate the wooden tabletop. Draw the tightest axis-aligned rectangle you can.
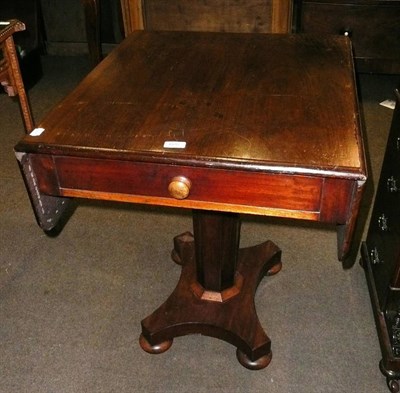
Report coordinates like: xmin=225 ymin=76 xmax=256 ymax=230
xmin=16 ymin=31 xmax=366 ymax=180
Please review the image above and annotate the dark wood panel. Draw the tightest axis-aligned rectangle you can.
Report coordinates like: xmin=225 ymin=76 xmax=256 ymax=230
xmin=144 ymin=0 xmax=275 ymax=33
xmin=299 ymin=1 xmax=400 ymax=73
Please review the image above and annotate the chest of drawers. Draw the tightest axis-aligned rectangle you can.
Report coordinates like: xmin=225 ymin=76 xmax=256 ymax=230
xmin=361 ymin=88 xmax=400 ymax=392
xmin=295 ymin=0 xmax=400 ymax=73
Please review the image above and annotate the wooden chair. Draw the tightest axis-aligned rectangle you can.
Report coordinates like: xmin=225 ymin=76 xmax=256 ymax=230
xmin=0 ymin=19 xmax=35 ymax=133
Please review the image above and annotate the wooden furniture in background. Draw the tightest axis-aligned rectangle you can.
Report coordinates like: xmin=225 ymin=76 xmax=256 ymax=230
xmin=15 ymin=31 xmax=366 ymax=369
xmin=120 ymin=0 xmax=293 ymax=35
xmin=0 ymin=20 xmax=35 ymax=133
xmin=361 ymin=88 xmax=400 ymax=392
xmin=294 ymin=0 xmax=400 ymax=74
xmin=83 ymin=0 xmax=293 ymax=64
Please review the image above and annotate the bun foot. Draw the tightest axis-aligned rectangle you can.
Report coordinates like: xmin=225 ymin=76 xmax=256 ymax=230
xmin=139 ymin=334 xmax=173 ymax=354
xmin=267 ymin=261 xmax=282 ymax=276
xmin=379 ymin=360 xmax=400 ymax=392
xmin=236 ymin=349 xmax=272 ymax=370
xmin=388 ymin=378 xmax=400 ymax=393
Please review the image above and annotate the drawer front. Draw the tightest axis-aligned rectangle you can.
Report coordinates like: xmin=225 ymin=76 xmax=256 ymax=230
xmin=299 ymin=2 xmax=400 ymax=73
xmin=52 ymin=156 xmax=323 ymax=218
xmin=28 ymin=154 xmax=354 ymax=222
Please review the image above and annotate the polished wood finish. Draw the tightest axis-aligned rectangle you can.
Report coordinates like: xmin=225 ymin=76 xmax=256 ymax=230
xmin=361 ymin=89 xmax=400 ymax=392
xmin=295 ymin=0 xmax=400 ymax=74
xmin=140 ymin=230 xmax=282 ymax=370
xmin=15 ymin=31 xmax=366 ymax=368
xmin=0 ymin=19 xmax=35 ymax=133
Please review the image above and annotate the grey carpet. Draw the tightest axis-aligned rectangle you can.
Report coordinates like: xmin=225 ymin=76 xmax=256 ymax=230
xmin=1 ymin=54 xmax=399 ymax=393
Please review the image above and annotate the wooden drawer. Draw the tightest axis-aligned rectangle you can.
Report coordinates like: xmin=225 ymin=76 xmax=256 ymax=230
xmin=297 ymin=0 xmax=400 ymax=73
xmin=31 ymin=155 xmax=322 ymax=218
xmin=25 ymin=154 xmax=354 ymax=223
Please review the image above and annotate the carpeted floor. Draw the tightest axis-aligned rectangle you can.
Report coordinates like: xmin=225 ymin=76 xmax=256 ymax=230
xmin=1 ymin=53 xmax=399 ymax=393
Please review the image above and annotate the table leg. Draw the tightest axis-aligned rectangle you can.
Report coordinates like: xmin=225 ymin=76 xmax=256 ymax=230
xmin=140 ymin=210 xmax=282 ymax=370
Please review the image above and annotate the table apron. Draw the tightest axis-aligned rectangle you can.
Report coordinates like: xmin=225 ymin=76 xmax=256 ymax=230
xmin=28 ymin=154 xmax=356 ymax=223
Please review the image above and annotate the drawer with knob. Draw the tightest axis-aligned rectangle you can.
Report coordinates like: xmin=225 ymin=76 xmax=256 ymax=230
xmin=21 ymin=153 xmax=358 ymax=223
xmin=295 ymin=0 xmax=400 ymax=73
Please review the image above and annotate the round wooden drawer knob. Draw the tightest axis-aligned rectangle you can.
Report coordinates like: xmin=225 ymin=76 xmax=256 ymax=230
xmin=168 ymin=176 xmax=191 ymax=200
